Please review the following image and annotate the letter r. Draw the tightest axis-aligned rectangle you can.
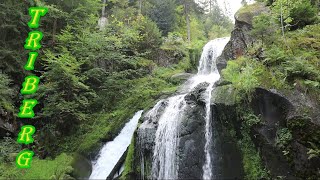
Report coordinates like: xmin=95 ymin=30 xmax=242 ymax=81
xmin=17 ymin=125 xmax=36 ymax=145
xmin=18 ymin=99 xmax=38 ymax=118
xmin=24 ymin=31 xmax=43 ymax=51
xmin=16 ymin=150 xmax=34 ymax=169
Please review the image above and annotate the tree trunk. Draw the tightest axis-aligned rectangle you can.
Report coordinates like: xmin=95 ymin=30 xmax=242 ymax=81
xmin=139 ymin=0 xmax=142 ymax=14
xmin=280 ymin=0 xmax=285 ymax=37
xmin=184 ymin=1 xmax=191 ymax=43
xmin=52 ymin=18 xmax=57 ymax=44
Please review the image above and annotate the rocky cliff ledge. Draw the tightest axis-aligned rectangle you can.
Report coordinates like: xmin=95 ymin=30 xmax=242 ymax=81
xmin=217 ymin=2 xmax=268 ymax=72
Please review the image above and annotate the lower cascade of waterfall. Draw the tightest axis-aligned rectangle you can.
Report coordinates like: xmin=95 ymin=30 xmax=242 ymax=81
xmin=89 ymin=110 xmax=143 ymax=179
xmin=152 ymin=95 xmax=187 ymax=179
xmin=146 ymin=37 xmax=230 ymax=180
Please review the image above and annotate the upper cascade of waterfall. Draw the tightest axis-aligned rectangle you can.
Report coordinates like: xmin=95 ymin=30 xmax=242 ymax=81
xmin=197 ymin=37 xmax=230 ymax=75
xmin=89 ymin=110 xmax=143 ymax=179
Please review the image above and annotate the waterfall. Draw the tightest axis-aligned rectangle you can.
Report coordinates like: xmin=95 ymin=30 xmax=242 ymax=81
xmin=149 ymin=37 xmax=229 ymax=180
xmin=198 ymin=38 xmax=230 ymax=180
xmin=152 ymin=95 xmax=187 ymax=179
xmin=89 ymin=110 xmax=143 ymax=179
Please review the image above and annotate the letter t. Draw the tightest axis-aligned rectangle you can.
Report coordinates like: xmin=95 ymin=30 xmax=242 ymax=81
xmin=28 ymin=7 xmax=48 ymax=28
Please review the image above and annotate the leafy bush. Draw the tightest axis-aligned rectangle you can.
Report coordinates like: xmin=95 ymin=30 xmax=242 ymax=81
xmin=222 ymin=57 xmax=264 ymax=101
xmin=251 ymin=13 xmax=277 ymax=44
xmin=307 ymin=142 xmax=320 ymax=160
xmin=0 ymin=137 xmax=20 ymax=163
xmin=243 ymin=113 xmax=261 ymax=127
xmin=238 ymin=132 xmax=269 ymax=179
xmin=275 ymin=128 xmax=293 ymax=149
xmin=0 ymin=73 xmax=14 ymax=114
xmin=289 ymin=0 xmax=318 ymax=30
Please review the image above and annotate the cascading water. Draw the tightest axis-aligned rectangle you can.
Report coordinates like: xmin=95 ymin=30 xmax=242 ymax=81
xmin=199 ymin=38 xmax=230 ymax=180
xmin=152 ymin=95 xmax=187 ymax=179
xmin=89 ymin=110 xmax=143 ymax=179
xmin=149 ymin=37 xmax=230 ymax=180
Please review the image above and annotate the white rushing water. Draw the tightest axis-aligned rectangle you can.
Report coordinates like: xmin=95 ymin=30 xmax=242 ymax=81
xmin=152 ymin=95 xmax=187 ymax=179
xmin=199 ymin=38 xmax=230 ymax=180
xmin=89 ymin=110 xmax=143 ymax=179
xmin=150 ymin=37 xmax=230 ymax=180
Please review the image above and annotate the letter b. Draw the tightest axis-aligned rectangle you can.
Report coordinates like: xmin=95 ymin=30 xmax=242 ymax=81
xmin=21 ymin=76 xmax=40 ymax=94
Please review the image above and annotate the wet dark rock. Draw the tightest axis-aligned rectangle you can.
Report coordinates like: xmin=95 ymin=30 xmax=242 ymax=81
xmin=250 ymin=88 xmax=320 ymax=178
xmin=211 ymin=83 xmax=244 ymax=179
xmin=184 ymin=82 xmax=209 ymax=106
xmin=171 ymin=73 xmax=193 ymax=83
xmin=177 ymin=102 xmax=206 ymax=179
xmin=138 ymin=100 xmax=168 ymax=153
xmin=71 ymin=153 xmax=92 ymax=179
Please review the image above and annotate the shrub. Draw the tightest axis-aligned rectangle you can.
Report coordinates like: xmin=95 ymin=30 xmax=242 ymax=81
xmin=289 ymin=0 xmax=318 ymax=30
xmin=275 ymin=128 xmax=293 ymax=149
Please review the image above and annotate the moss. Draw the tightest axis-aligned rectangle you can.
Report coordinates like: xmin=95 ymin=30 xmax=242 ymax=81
xmin=236 ymin=2 xmax=268 ymax=25
xmin=212 ymin=84 xmax=236 ymax=106
xmin=120 ymin=136 xmax=136 ymax=180
xmin=238 ymin=131 xmax=269 ymax=179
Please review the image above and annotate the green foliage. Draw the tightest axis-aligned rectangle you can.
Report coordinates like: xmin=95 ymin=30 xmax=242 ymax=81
xmin=120 ymin=136 xmax=136 ymax=179
xmin=238 ymin=131 xmax=269 ymax=179
xmin=147 ymin=0 xmax=176 ymax=35
xmin=272 ymin=0 xmax=318 ymax=30
xmin=275 ymin=128 xmax=293 ymax=149
xmin=251 ymin=13 xmax=277 ymax=44
xmin=0 ymin=137 xmax=20 ymax=163
xmin=0 ymin=153 xmax=73 ymax=179
xmin=307 ymin=142 xmax=320 ymax=160
xmin=243 ymin=112 xmax=261 ymax=127
xmin=0 ymin=73 xmax=14 ymax=114
xmin=222 ymin=57 xmax=264 ymax=101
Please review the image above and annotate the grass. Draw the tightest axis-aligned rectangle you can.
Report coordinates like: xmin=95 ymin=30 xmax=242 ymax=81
xmin=0 ymin=153 xmax=73 ymax=179
xmin=238 ymin=131 xmax=269 ymax=179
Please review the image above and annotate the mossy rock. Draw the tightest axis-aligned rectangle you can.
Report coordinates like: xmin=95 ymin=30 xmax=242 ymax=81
xmin=235 ymin=3 xmax=269 ymax=25
xmin=212 ymin=84 xmax=236 ymax=106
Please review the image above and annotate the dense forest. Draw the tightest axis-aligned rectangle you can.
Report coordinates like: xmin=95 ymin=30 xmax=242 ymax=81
xmin=0 ymin=0 xmax=319 ymax=179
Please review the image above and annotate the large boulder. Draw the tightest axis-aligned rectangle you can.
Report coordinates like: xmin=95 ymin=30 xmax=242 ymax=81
xmin=250 ymin=88 xmax=320 ymax=178
xmin=177 ymin=83 xmax=208 ymax=179
xmin=217 ymin=3 xmax=269 ymax=72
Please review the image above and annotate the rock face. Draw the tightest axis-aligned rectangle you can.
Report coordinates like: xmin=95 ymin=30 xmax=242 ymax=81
xmin=213 ymin=84 xmax=320 ymax=178
xmin=137 ymin=82 xmax=244 ymax=179
xmin=216 ymin=3 xmax=269 ymax=72
xmin=251 ymin=88 xmax=320 ymax=178
xmin=177 ymin=83 xmax=207 ymax=179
